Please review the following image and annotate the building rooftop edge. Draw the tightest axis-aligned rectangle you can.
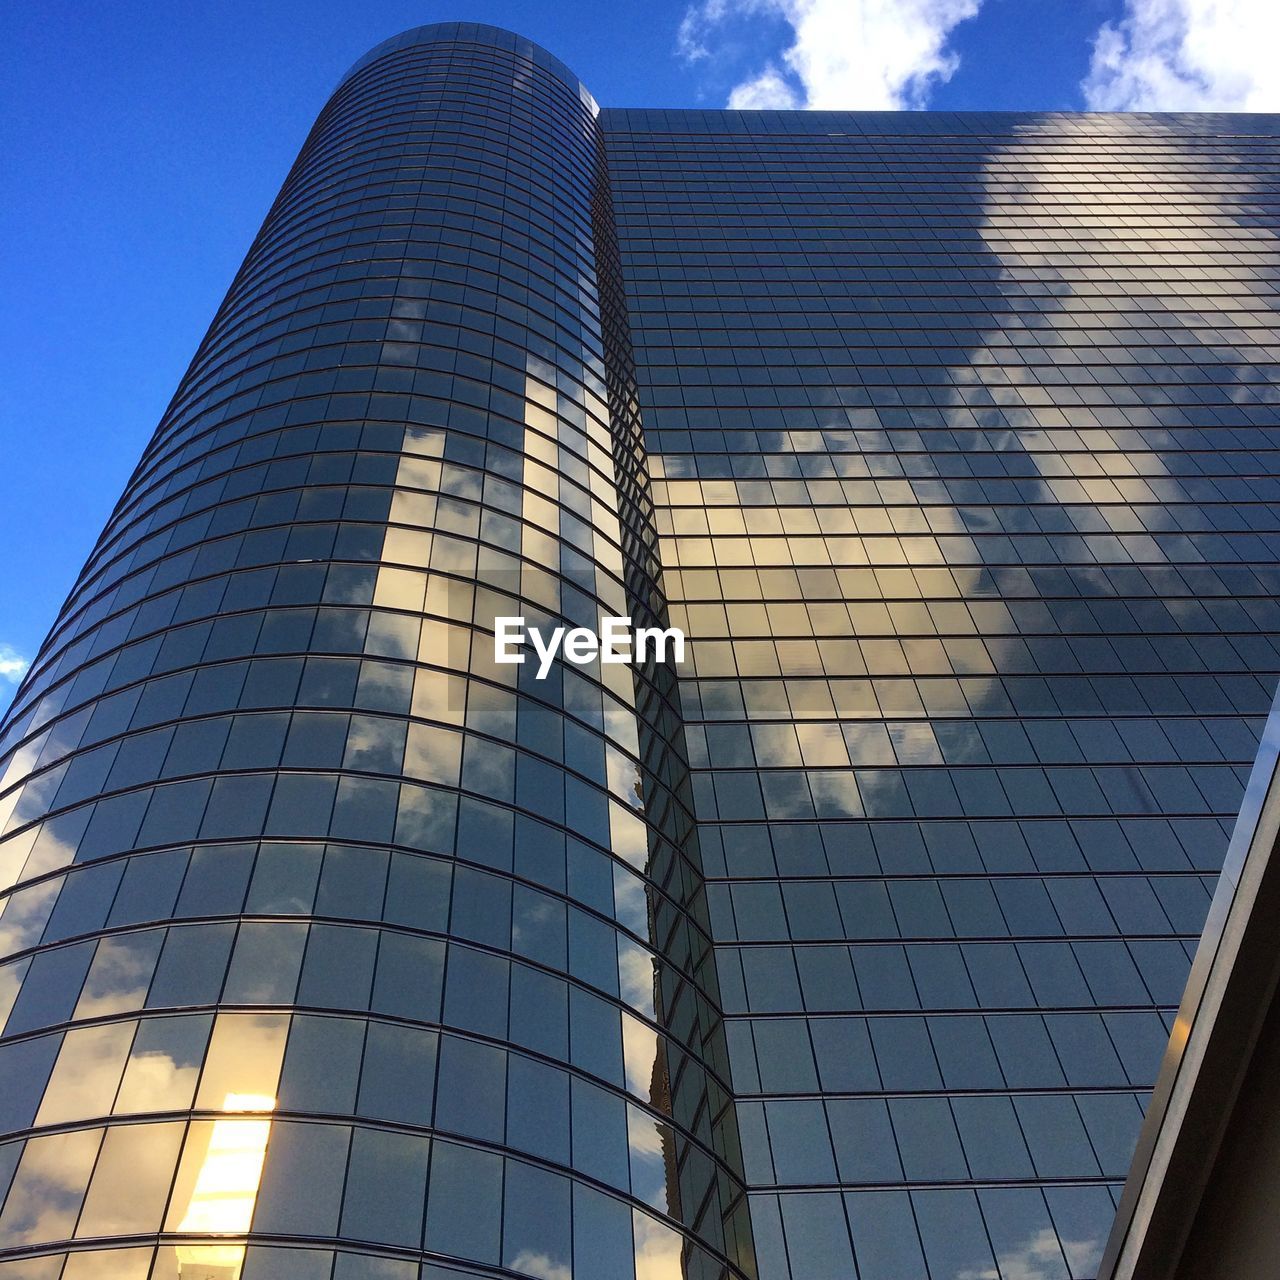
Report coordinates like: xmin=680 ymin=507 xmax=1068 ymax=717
xmin=337 ymin=21 xmax=596 ymax=111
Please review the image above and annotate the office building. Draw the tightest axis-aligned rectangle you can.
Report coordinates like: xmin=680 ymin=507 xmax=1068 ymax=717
xmin=1 ymin=21 xmax=1278 ymax=1280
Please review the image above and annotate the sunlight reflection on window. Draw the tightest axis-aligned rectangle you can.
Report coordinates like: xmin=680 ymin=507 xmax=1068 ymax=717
xmin=172 ymin=1093 xmax=275 ymax=1280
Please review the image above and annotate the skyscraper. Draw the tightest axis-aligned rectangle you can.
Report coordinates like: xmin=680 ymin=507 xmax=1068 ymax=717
xmin=1 ymin=20 xmax=1277 ymax=1280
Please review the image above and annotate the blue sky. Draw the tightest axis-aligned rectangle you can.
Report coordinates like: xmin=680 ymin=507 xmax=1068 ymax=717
xmin=3 ymin=0 xmax=1276 ymax=706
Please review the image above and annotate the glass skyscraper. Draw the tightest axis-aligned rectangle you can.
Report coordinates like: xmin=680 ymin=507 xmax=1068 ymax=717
xmin=1 ymin=20 xmax=1277 ymax=1280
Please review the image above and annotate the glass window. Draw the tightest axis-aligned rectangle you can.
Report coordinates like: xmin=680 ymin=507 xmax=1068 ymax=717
xmin=114 ymin=1013 xmax=212 ymax=1114
xmin=316 ymin=845 xmax=387 ymax=921
xmin=777 ymin=1192 xmax=856 ymax=1279
xmin=3 ymin=941 xmax=95 ymax=1035
xmin=424 ymin=1141 xmax=502 ymax=1265
xmin=443 ymin=946 xmax=508 ymax=1038
xmin=106 ymin=849 xmax=189 ymax=927
xmin=174 ymin=844 xmax=254 ymax=917
xmin=195 ymin=1012 xmax=288 ymax=1109
xmin=912 ymin=1188 xmax=998 ymax=1280
xmin=572 ymin=1182 xmax=634 ymax=1279
xmin=869 ymin=1017 xmax=940 ymax=1091
xmin=0 ymin=1035 xmax=60 ymax=1133
xmin=0 ymin=1128 xmax=102 ymax=1247
xmin=265 ymin=774 xmax=337 ymax=838
xmin=371 ymin=932 xmax=444 ymax=1023
xmin=841 ymin=1191 xmax=927 ymax=1278
xmin=571 ymin=1077 xmax=629 ymax=1189
xmin=167 ymin=1113 xmax=273 ymax=1241
xmin=765 ymin=1100 xmax=837 ymax=1184
xmin=827 ymin=1099 xmax=902 ymax=1184
xmin=75 ymin=1120 xmax=184 ymax=1236
xmin=340 ymin=1128 xmax=429 ymax=1248
xmin=278 ymin=1014 xmax=364 ymax=1116
xmin=245 ymin=843 xmax=321 ymax=915
xmin=74 ymin=931 xmax=163 ymax=1019
xmin=357 ymin=1022 xmax=437 ymax=1127
xmin=506 ymin=1054 xmax=570 ymax=1164
xmin=36 ymin=1021 xmax=135 ymax=1125
xmin=953 ymin=1096 xmax=1034 ymax=1181
xmin=242 ymin=1246 xmax=333 ymax=1280
xmin=889 ymin=1097 xmax=967 ymax=1181
xmin=501 ymin=1160 xmax=571 ymax=1277
xmin=1014 ymin=1095 xmax=1100 ymax=1178
xmin=201 ymin=774 xmax=275 ymax=840
xmin=253 ymin=1121 xmax=350 ymax=1237
xmin=297 ymin=924 xmax=377 ymax=1011
xmin=222 ymin=922 xmax=307 ymax=1004
xmin=62 ymin=1246 xmax=154 ymax=1279
xmin=980 ymin=1187 xmax=1070 ymax=1280
xmin=434 ymin=1036 xmax=503 ymax=1143
xmin=146 ymin=922 xmax=235 ymax=1008
xmin=42 ymin=862 xmax=124 ymax=942
xmin=382 ymin=853 xmax=450 ymax=932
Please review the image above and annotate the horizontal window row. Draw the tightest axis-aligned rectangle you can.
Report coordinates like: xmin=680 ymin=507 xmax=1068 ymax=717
xmin=0 ymin=727 xmax=646 ymax=858
xmin=640 ymin=337 xmax=1280 ymax=368
xmin=235 ymin=188 xmax=601 ymax=338
xmin=143 ymin=296 xmax=607 ymax=503
xmin=0 ymin=924 xmax=685 ymax=1104
xmin=717 ymin=935 xmax=1192 ymax=1013
xmin=651 ymin=441 xmax=1280 ymax=486
xmin=687 ymin=715 xmax=1259 ymax=769
xmin=659 ymin=503 xmax=1280 ymax=543
xmin=0 ymin=1120 xmax=720 ymax=1279
xmin=142 ymin=354 xmax=605 ymax=533
xmin=623 ymin=244 xmax=1280 ymax=271
xmin=641 ymin=369 xmax=1280 ymax=405
xmin=172 ymin=221 xmax=608 ymax=414
xmin=679 ymin=671 xmax=1274 ymax=721
xmin=660 ymin=530 xmax=1280 ymax=572
xmin=186 ymin=270 xmax=602 ymax=441
xmin=6 ymin=651 xmax=655 ymax=825
xmin=3 ymin=699 xmax=649 ymax=849
xmin=678 ymin=638 xmax=1280 ymax=688
xmin=0 ymin=1009 xmax=719 ymax=1224
xmin=65 ymin=458 xmax=622 ymax=658
xmin=698 ymin=814 xmax=1226 ymax=878
xmin=677 ymin=632 xmax=1280 ymax=681
xmin=709 ymin=870 xmax=1211 ymax=942
xmin=728 ymin=1008 xmax=1172 ymax=1094
xmin=0 ymin=755 xmax=655 ymax=902
xmin=17 ymin=550 xmax=659 ymax=769
xmin=0 ymin=839 xmax=668 ymax=1007
xmin=645 ymin=417 xmax=1280 ymax=458
xmin=629 ymin=313 xmax=1280 ymax=345
xmin=749 ymin=1181 xmax=1112 ymax=1280
xmin=228 ymin=142 xmax=600 ymax=305
xmin=664 ymin=562 xmax=1280 ymax=604
xmin=691 ymin=761 xmax=1246 ymax=821
xmin=739 ymin=1089 xmax=1143 ymax=1185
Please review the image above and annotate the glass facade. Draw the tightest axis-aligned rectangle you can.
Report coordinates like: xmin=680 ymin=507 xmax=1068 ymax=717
xmin=1 ymin=21 xmax=1277 ymax=1280
xmin=602 ymin=106 xmax=1280 ymax=1280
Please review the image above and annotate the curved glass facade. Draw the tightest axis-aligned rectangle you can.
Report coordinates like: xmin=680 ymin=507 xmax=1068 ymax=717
xmin=0 ymin=23 xmax=749 ymax=1280
xmin=3 ymin=22 xmax=1280 ymax=1280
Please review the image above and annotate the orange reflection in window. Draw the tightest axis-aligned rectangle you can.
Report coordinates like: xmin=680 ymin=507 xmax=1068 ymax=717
xmin=174 ymin=1093 xmax=275 ymax=1280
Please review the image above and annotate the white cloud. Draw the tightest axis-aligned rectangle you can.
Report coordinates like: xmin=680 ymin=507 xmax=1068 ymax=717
xmin=730 ymin=65 xmax=802 ymax=108
xmin=1084 ymin=0 xmax=1280 ymax=110
xmin=0 ymin=646 xmax=28 ymax=685
xmin=677 ymin=0 xmax=730 ymax=60
xmin=679 ymin=0 xmax=982 ymax=110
